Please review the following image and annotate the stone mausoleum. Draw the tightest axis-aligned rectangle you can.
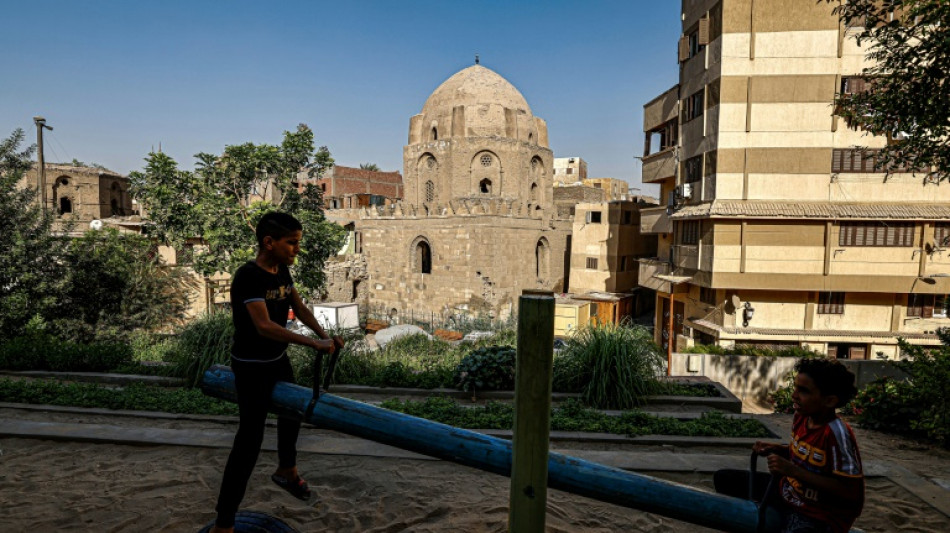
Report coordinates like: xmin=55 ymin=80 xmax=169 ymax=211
xmin=348 ymin=64 xmax=573 ymax=320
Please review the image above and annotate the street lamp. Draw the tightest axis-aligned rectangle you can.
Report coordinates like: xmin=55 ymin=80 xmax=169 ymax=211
xmin=33 ymin=116 xmax=53 ymax=210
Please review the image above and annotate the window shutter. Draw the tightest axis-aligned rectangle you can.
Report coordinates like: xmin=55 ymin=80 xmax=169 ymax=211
xmin=849 ymin=346 xmax=866 ymax=360
xmin=828 ymin=345 xmax=838 ymax=358
xmin=678 ymin=36 xmax=689 ymax=62
xmin=698 ymin=17 xmax=710 ymax=45
xmin=832 ymin=149 xmax=843 ymax=173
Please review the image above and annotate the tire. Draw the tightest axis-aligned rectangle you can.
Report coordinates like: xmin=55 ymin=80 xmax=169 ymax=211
xmin=198 ymin=511 xmax=300 ymax=533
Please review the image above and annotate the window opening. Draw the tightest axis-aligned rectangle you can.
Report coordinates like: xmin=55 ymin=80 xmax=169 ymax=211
xmin=59 ymin=197 xmax=72 ymax=215
xmin=480 ymin=154 xmax=492 ymax=167
xmin=479 ymin=179 xmax=492 ymax=194
xmin=586 ymin=257 xmax=598 ymax=270
xmin=586 ymin=211 xmax=602 ymax=224
xmin=424 ymin=180 xmax=435 ymax=203
xmin=839 ymin=222 xmax=914 ymax=247
xmin=818 ymin=292 xmax=845 ymax=314
xmin=415 ymin=241 xmax=432 ymax=274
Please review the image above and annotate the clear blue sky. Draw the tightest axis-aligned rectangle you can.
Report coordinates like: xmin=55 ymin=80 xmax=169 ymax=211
xmin=1 ymin=0 xmax=680 ymax=195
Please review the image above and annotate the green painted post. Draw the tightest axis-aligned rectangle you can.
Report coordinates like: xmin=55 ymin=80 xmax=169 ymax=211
xmin=508 ymin=290 xmax=555 ymax=533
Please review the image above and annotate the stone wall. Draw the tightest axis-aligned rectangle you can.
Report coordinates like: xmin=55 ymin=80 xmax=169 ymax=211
xmin=358 ymin=213 xmax=572 ymax=320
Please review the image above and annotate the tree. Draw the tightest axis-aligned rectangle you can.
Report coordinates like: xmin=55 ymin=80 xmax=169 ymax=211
xmin=359 ymin=163 xmax=381 ymax=171
xmin=52 ymin=228 xmax=196 ymax=342
xmin=129 ymin=124 xmax=346 ymax=297
xmin=0 ymin=129 xmax=68 ymax=339
xmin=831 ymin=0 xmax=950 ymax=181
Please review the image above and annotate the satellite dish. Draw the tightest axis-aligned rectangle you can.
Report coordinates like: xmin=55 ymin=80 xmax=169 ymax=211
xmin=89 ymin=219 xmax=103 ymax=231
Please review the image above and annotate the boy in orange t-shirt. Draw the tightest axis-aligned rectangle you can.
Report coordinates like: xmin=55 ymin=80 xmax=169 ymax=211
xmin=716 ymin=358 xmax=864 ymax=533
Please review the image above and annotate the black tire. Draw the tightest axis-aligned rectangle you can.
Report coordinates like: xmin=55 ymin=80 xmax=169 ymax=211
xmin=198 ymin=511 xmax=300 ymax=533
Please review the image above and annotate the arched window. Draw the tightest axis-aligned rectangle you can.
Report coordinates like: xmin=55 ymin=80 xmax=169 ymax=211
xmin=431 ymin=127 xmax=438 ymax=141
xmin=424 ymin=180 xmax=435 ymax=203
xmin=59 ymin=197 xmax=73 ymax=215
xmin=536 ymin=238 xmax=550 ymax=279
xmin=530 ymin=182 xmax=539 ymax=203
xmin=413 ymin=237 xmax=432 ymax=274
xmin=479 ymin=179 xmax=492 ymax=194
xmin=111 ymin=199 xmax=120 ymax=216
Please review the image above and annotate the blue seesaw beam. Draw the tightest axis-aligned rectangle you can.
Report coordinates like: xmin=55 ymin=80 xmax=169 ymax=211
xmin=202 ymin=365 xmax=781 ymax=533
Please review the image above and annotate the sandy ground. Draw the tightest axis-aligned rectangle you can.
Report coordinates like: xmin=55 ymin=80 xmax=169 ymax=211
xmin=0 ymin=408 xmax=948 ymax=532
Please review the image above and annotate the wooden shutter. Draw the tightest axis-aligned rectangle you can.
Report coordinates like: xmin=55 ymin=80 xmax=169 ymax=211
xmin=832 ymin=149 xmax=843 ymax=172
xmin=679 ymin=36 xmax=689 ymax=62
xmin=828 ymin=345 xmax=838 ymax=358
xmin=835 ymin=293 xmax=845 ymax=314
xmin=908 ymin=294 xmax=922 ymax=317
xmin=923 ymin=295 xmax=935 ymax=318
xmin=849 ymin=346 xmax=866 ymax=360
xmin=698 ymin=17 xmax=710 ymax=45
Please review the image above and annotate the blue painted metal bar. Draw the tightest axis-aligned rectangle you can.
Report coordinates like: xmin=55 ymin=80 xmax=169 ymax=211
xmin=202 ymin=365 xmax=782 ymax=533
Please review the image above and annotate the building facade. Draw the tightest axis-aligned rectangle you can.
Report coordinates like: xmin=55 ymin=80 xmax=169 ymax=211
xmin=354 ymin=64 xmax=573 ymax=320
xmin=639 ymin=0 xmax=950 ymax=359
xmin=553 ymin=157 xmax=588 ymax=186
xmin=21 ymin=163 xmax=135 ymax=235
xmin=583 ymin=178 xmax=631 ymax=201
xmin=298 ymin=165 xmax=403 ymax=209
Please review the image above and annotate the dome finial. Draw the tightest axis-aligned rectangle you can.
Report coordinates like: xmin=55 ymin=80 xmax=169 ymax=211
xmin=475 ymin=54 xmax=479 ymax=65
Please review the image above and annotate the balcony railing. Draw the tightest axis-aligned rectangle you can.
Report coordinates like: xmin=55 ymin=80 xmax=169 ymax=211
xmin=638 ymin=258 xmax=672 ymax=293
xmin=641 ymin=149 xmax=676 ymax=184
xmin=643 ymin=85 xmax=679 ymax=132
xmin=640 ymin=206 xmax=672 ymax=234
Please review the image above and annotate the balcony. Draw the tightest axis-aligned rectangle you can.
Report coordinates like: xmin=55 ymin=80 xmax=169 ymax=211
xmin=641 ymin=149 xmax=676 ymax=184
xmin=640 ymin=206 xmax=671 ymax=234
xmin=638 ymin=258 xmax=672 ymax=293
xmin=643 ymin=85 xmax=679 ymax=132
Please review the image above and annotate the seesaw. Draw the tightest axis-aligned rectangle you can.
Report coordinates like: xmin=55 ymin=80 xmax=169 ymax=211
xmin=200 ymin=363 xmax=784 ymax=532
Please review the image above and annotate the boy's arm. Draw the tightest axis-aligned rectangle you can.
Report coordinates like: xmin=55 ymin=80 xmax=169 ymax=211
xmin=246 ymin=301 xmax=335 ymax=353
xmin=766 ymin=455 xmax=863 ymax=504
xmin=753 ymin=440 xmax=789 ymax=458
xmin=289 ymin=288 xmax=345 ymax=350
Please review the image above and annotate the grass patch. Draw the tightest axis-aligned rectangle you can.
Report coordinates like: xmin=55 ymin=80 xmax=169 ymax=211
xmin=381 ymin=397 xmax=770 ymax=438
xmin=0 ymin=378 xmax=238 ymax=416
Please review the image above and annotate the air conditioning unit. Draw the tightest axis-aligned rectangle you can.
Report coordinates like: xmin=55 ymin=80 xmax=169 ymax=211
xmin=677 ymin=183 xmax=694 ymax=200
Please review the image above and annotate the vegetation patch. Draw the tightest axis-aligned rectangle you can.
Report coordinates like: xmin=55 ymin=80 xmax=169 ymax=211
xmin=381 ymin=397 xmax=770 ymax=439
xmin=683 ymin=344 xmax=823 ymax=358
xmin=0 ymin=378 xmax=238 ymax=416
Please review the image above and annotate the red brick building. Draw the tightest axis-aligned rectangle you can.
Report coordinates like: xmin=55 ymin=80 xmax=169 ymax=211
xmin=298 ymin=165 xmax=403 ymax=209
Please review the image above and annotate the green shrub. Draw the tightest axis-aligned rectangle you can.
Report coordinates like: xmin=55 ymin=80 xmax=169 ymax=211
xmin=0 ymin=378 xmax=238 ymax=416
xmin=848 ymin=332 xmax=950 ymax=447
xmin=554 ymin=321 xmax=665 ymax=409
xmin=0 ymin=333 xmax=132 ymax=372
xmin=684 ymin=344 xmax=823 ymax=358
xmin=768 ymin=371 xmax=796 ymax=414
xmin=454 ymin=345 xmax=516 ymax=393
xmin=169 ymin=311 xmax=234 ymax=388
xmin=381 ymin=397 xmax=770 ymax=438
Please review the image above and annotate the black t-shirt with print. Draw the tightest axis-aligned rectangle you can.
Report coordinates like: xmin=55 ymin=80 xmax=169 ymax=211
xmin=230 ymin=261 xmax=294 ymax=361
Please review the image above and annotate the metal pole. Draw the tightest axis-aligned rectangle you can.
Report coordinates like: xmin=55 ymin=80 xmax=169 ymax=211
xmin=668 ymin=291 xmax=675 ymax=376
xmin=509 ymin=290 xmax=555 ymax=533
xmin=33 ymin=116 xmax=52 ymax=210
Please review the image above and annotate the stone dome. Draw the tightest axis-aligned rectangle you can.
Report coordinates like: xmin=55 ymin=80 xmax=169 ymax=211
xmin=421 ymin=65 xmax=533 ymax=118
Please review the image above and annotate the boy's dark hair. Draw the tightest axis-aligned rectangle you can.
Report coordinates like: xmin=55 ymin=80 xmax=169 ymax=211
xmin=256 ymin=212 xmax=302 ymax=247
xmin=795 ymin=357 xmax=858 ymax=407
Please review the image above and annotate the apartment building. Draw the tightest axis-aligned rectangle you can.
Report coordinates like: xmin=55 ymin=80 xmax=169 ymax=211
xmin=553 ymin=157 xmax=588 ymax=186
xmin=583 ymin=178 xmax=631 ymax=201
xmin=638 ymin=0 xmax=950 ymax=359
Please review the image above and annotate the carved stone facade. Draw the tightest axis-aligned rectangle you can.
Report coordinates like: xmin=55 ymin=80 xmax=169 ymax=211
xmin=353 ymin=64 xmax=572 ymax=319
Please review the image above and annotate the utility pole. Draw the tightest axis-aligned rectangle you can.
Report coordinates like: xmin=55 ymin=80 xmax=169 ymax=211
xmin=33 ymin=116 xmax=53 ymax=210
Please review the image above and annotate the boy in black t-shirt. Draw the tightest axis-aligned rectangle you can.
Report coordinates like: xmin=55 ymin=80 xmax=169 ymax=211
xmin=211 ymin=212 xmax=343 ymax=533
